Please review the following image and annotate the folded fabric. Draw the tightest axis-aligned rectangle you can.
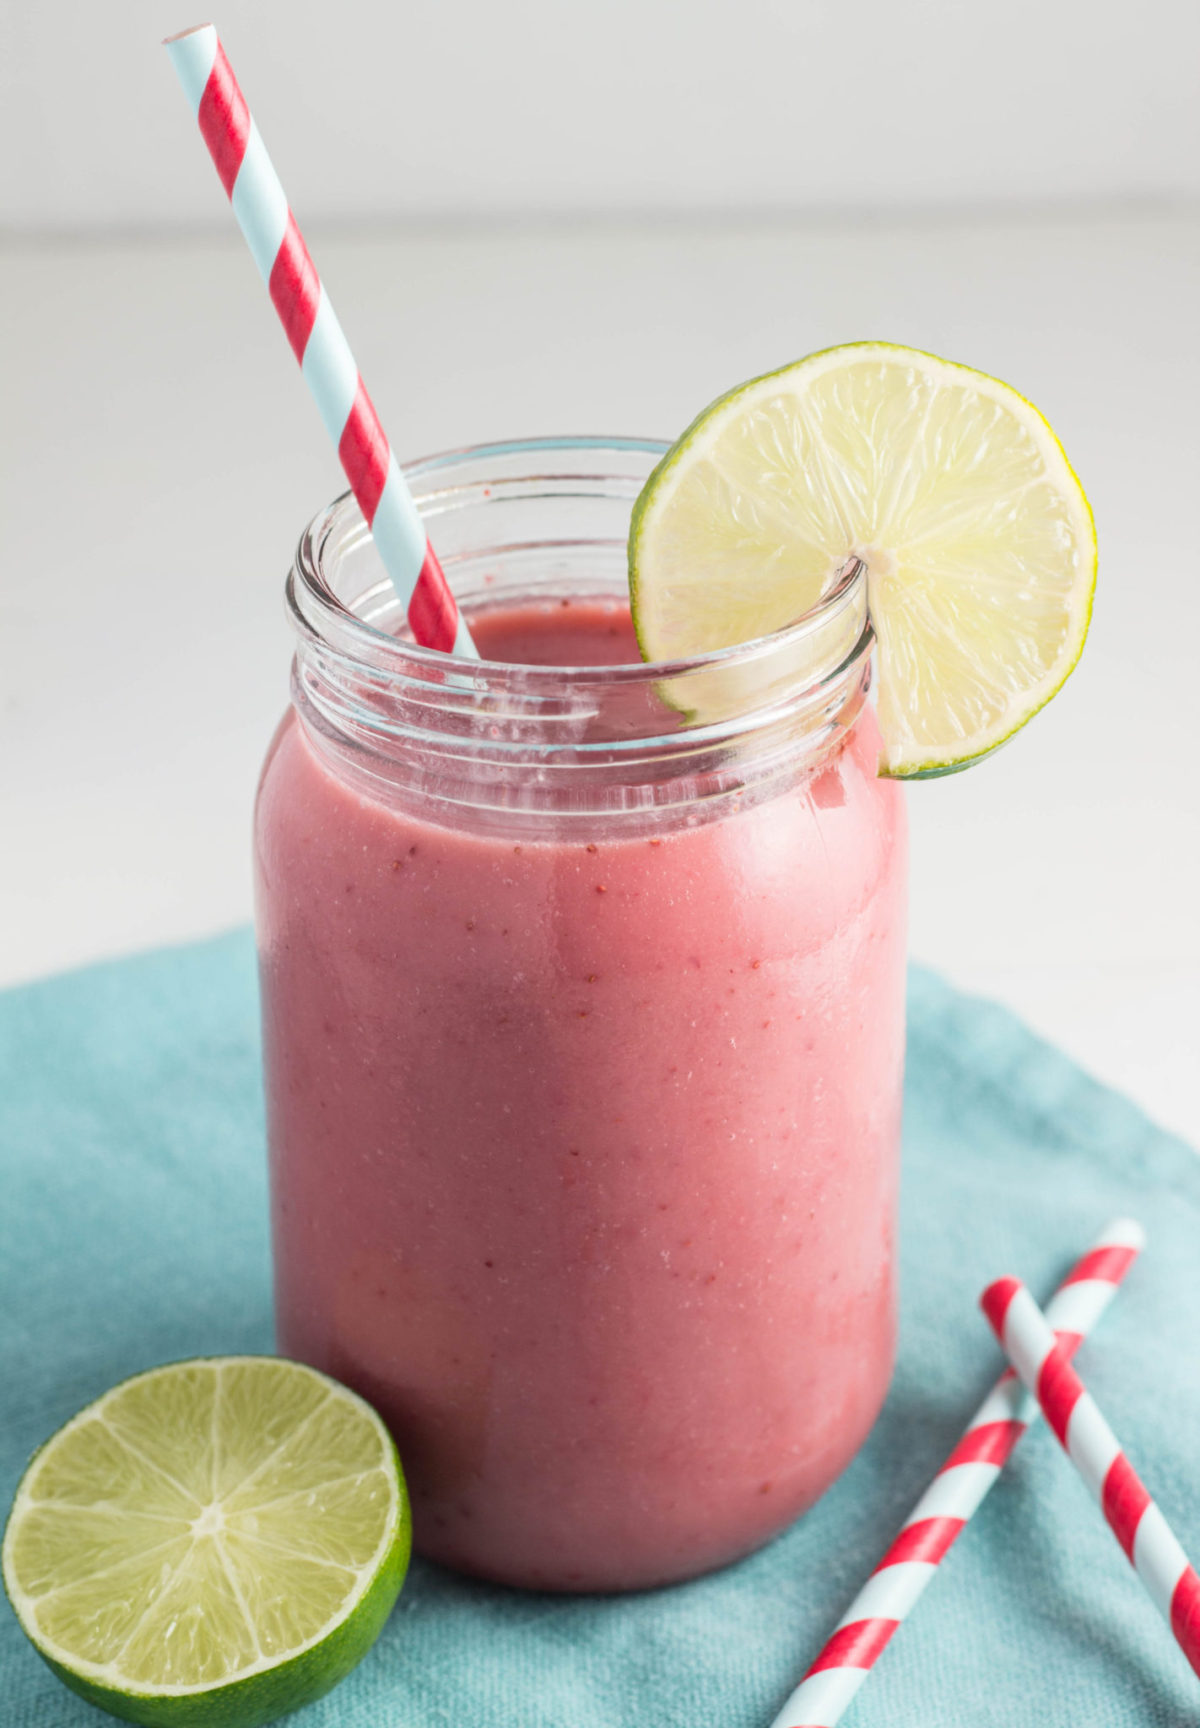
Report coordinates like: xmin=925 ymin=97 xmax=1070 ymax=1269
xmin=2 ymin=931 xmax=1197 ymax=1727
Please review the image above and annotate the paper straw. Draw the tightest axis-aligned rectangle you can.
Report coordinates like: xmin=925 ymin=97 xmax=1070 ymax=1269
xmin=768 ymin=1217 xmax=1145 ymax=1728
xmin=982 ymin=1271 xmax=1200 ymax=1681
xmin=165 ymin=25 xmax=476 ymax=658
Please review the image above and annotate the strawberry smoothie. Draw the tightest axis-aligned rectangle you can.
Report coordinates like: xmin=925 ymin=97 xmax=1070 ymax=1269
xmin=255 ymin=444 xmax=907 ymax=1591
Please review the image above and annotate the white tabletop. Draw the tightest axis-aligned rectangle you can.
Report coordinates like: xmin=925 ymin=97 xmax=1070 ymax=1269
xmin=2 ymin=211 xmax=1197 ymax=1145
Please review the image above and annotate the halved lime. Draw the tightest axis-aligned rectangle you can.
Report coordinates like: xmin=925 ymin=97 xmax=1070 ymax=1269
xmin=2 ymin=1357 xmax=410 ymax=1727
xmin=629 ymin=342 xmax=1096 ymax=776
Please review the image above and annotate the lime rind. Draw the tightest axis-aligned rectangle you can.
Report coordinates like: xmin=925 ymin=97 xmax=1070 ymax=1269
xmin=2 ymin=1357 xmax=411 ymax=1728
xmin=629 ymin=342 xmax=1097 ymax=777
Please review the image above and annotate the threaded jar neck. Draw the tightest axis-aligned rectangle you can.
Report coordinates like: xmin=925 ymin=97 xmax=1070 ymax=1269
xmin=286 ymin=437 xmax=873 ymax=833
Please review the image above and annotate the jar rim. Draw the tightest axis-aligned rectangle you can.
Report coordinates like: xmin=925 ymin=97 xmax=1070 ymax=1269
xmin=289 ymin=434 xmax=871 ymax=692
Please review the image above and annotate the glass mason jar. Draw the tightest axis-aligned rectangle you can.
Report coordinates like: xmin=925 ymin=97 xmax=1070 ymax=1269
xmin=254 ymin=437 xmax=908 ymax=1593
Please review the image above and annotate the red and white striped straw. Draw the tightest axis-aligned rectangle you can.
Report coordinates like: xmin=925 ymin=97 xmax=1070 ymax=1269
xmin=164 ymin=24 xmax=476 ymax=658
xmin=768 ymin=1217 xmax=1145 ymax=1728
xmin=982 ymin=1272 xmax=1200 ymax=1682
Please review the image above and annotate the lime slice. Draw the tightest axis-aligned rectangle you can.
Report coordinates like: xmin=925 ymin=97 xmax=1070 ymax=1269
xmin=2 ymin=1357 xmax=410 ymax=1727
xmin=629 ymin=342 xmax=1096 ymax=776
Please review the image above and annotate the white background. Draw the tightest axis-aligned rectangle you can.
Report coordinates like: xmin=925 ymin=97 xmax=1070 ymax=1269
xmin=4 ymin=1 xmax=1199 ymax=227
xmin=2 ymin=1 xmax=1198 ymax=1144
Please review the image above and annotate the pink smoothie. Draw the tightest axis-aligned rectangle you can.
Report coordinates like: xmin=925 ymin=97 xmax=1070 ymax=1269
xmin=255 ymin=598 xmax=907 ymax=1591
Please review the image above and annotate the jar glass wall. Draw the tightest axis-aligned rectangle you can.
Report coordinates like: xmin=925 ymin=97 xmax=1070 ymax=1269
xmin=254 ymin=438 xmax=908 ymax=1592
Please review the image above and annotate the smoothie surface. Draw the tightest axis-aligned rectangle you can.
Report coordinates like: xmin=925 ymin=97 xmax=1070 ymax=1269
xmin=470 ymin=598 xmax=639 ymax=667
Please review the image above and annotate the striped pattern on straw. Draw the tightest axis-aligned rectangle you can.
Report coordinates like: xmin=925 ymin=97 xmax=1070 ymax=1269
xmin=768 ymin=1218 xmax=1145 ymax=1728
xmin=165 ymin=25 xmax=475 ymax=657
xmin=982 ymin=1272 xmax=1200 ymax=1681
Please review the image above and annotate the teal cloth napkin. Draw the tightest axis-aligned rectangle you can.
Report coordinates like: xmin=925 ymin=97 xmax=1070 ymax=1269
xmin=2 ymin=930 xmax=1198 ymax=1727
